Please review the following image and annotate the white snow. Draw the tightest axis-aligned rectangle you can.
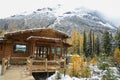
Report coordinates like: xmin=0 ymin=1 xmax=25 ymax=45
xmin=47 ymin=65 xmax=120 ymax=80
xmin=98 ymin=22 xmax=115 ymax=29
xmin=47 ymin=74 xmax=102 ymax=80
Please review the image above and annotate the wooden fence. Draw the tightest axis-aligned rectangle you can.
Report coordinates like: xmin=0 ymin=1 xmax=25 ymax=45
xmin=10 ymin=57 xmax=28 ymax=64
xmin=1 ymin=57 xmax=28 ymax=75
xmin=27 ymin=58 xmax=66 ymax=75
xmin=1 ymin=57 xmax=10 ymax=75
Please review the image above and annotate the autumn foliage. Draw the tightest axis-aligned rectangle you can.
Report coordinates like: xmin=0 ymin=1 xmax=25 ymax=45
xmin=89 ymin=56 xmax=97 ymax=65
xmin=67 ymin=54 xmax=91 ymax=78
xmin=67 ymin=30 xmax=83 ymax=54
xmin=114 ymin=48 xmax=120 ymax=64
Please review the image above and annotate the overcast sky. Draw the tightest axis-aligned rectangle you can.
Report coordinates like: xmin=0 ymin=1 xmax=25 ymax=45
xmin=0 ymin=0 xmax=120 ymax=19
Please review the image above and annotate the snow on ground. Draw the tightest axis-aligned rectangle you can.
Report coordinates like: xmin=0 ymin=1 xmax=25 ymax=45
xmin=47 ymin=74 xmax=102 ymax=80
xmin=47 ymin=65 xmax=120 ymax=80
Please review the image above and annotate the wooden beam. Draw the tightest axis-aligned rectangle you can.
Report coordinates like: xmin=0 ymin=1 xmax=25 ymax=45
xmin=54 ymin=47 xmax=56 ymax=60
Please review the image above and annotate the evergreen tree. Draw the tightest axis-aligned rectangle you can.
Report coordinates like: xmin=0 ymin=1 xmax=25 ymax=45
xmin=109 ymin=33 xmax=113 ymax=54
xmin=115 ymin=27 xmax=120 ymax=49
xmin=76 ymin=34 xmax=80 ymax=55
xmin=92 ymin=31 xmax=95 ymax=54
xmin=95 ymin=35 xmax=100 ymax=55
xmin=102 ymin=31 xmax=112 ymax=56
xmin=87 ymin=30 xmax=93 ymax=57
xmin=83 ymin=30 xmax=87 ymax=56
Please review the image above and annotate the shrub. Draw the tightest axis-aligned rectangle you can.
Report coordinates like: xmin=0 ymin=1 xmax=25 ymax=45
xmin=55 ymin=71 xmax=61 ymax=80
xmin=89 ymin=56 xmax=97 ymax=65
xmin=80 ymin=62 xmax=91 ymax=78
xmin=67 ymin=54 xmax=91 ymax=78
xmin=98 ymin=62 xmax=109 ymax=70
xmin=114 ymin=48 xmax=120 ymax=72
xmin=102 ymin=68 xmax=118 ymax=80
xmin=114 ymin=48 xmax=120 ymax=64
xmin=97 ymin=53 xmax=114 ymax=70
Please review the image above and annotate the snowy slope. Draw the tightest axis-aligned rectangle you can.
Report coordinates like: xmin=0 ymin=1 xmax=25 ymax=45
xmin=0 ymin=6 xmax=117 ymax=34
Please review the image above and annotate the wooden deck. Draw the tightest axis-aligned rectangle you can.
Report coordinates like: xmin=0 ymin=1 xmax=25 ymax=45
xmin=27 ymin=58 xmax=66 ymax=75
xmin=0 ymin=65 xmax=34 ymax=80
xmin=1 ymin=57 xmax=66 ymax=76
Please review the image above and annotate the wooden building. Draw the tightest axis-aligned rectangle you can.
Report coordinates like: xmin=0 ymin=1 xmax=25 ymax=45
xmin=0 ymin=28 xmax=71 ymax=60
xmin=0 ymin=28 xmax=72 ymax=75
xmin=0 ymin=37 xmax=4 ymax=59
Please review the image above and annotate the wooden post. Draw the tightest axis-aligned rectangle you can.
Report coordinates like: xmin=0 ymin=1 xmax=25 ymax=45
xmin=29 ymin=60 xmax=32 ymax=75
xmin=36 ymin=47 xmax=38 ymax=58
xmin=41 ymin=47 xmax=43 ymax=57
xmin=45 ymin=58 xmax=47 ymax=71
xmin=61 ymin=47 xmax=63 ymax=58
xmin=65 ymin=47 xmax=67 ymax=57
xmin=33 ymin=42 xmax=36 ymax=57
xmin=46 ymin=47 xmax=48 ymax=58
xmin=64 ymin=58 xmax=66 ymax=76
xmin=49 ymin=47 xmax=52 ymax=60
xmin=1 ymin=58 xmax=5 ymax=75
xmin=54 ymin=47 xmax=56 ymax=60
xmin=39 ymin=47 xmax=41 ymax=57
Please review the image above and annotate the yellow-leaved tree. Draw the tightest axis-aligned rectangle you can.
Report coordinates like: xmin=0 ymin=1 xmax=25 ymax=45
xmin=89 ymin=56 xmax=97 ymax=65
xmin=67 ymin=30 xmax=83 ymax=55
xmin=114 ymin=48 xmax=120 ymax=64
xmin=67 ymin=54 xmax=91 ymax=78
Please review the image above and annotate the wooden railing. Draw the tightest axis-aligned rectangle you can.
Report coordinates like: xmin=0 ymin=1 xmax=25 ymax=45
xmin=1 ymin=57 xmax=10 ymax=75
xmin=27 ymin=58 xmax=66 ymax=75
xmin=10 ymin=57 xmax=28 ymax=64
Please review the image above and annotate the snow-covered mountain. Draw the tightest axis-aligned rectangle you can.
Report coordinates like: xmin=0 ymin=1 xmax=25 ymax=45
xmin=0 ymin=6 xmax=117 ymax=35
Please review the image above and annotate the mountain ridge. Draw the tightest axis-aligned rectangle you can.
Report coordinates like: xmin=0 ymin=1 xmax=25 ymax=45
xmin=0 ymin=6 xmax=117 ymax=35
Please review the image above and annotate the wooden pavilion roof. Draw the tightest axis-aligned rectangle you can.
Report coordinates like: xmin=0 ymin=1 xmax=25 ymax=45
xmin=27 ymin=36 xmax=72 ymax=47
xmin=0 ymin=36 xmax=5 ymax=43
xmin=27 ymin=36 xmax=61 ymax=42
xmin=0 ymin=36 xmax=4 ymax=40
xmin=4 ymin=28 xmax=70 ymax=40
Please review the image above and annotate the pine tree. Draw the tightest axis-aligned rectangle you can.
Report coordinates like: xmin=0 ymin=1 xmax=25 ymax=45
xmin=115 ymin=27 xmax=120 ymax=49
xmin=92 ymin=31 xmax=95 ymax=54
xmin=83 ymin=30 xmax=87 ymax=57
xmin=109 ymin=33 xmax=113 ymax=54
xmin=102 ymin=31 xmax=112 ymax=56
xmin=95 ymin=35 xmax=100 ymax=55
xmin=87 ymin=30 xmax=93 ymax=58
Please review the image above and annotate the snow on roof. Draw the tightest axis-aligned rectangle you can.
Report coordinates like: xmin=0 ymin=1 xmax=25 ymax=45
xmin=27 ymin=36 xmax=72 ymax=47
xmin=54 ymin=28 xmax=70 ymax=37
xmin=5 ymin=28 xmax=70 ymax=38
xmin=0 ymin=36 xmax=4 ymax=41
xmin=5 ymin=28 xmax=48 ymax=34
xmin=27 ymin=36 xmax=61 ymax=41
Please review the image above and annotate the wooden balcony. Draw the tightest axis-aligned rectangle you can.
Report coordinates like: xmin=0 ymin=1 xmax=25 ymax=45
xmin=27 ymin=58 xmax=66 ymax=75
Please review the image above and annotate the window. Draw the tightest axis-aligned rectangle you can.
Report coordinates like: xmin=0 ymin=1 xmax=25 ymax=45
xmin=52 ymin=47 xmax=55 ymax=54
xmin=57 ymin=47 xmax=61 ymax=54
xmin=14 ymin=44 xmax=28 ymax=53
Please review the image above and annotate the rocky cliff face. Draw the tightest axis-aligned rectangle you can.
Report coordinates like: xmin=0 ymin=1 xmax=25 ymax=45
xmin=0 ymin=7 xmax=117 ymax=35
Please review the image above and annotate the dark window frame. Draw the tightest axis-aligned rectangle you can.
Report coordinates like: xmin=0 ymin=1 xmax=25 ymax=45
xmin=57 ymin=47 xmax=61 ymax=54
xmin=13 ymin=44 xmax=28 ymax=54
